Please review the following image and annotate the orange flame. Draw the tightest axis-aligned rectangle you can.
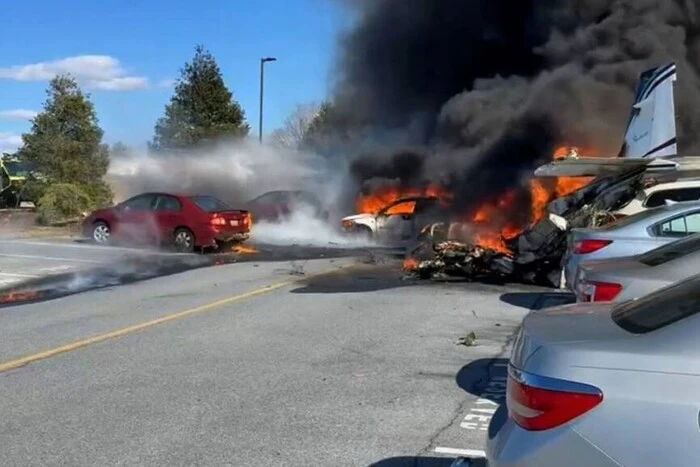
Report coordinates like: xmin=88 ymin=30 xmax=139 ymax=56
xmin=468 ymin=145 xmax=594 ymax=253
xmin=0 ymin=290 xmax=42 ymax=304
xmin=403 ymin=257 xmax=419 ymax=271
xmin=233 ymin=245 xmax=257 ymax=254
xmin=355 ymin=184 xmax=452 ymax=215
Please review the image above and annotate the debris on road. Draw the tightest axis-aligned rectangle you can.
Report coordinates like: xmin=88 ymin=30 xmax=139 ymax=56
xmin=458 ymin=331 xmax=478 ymax=347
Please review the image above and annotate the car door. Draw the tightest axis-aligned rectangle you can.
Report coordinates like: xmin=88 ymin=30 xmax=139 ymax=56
xmin=152 ymin=194 xmax=184 ymax=244
xmin=114 ymin=193 xmax=158 ymax=244
xmin=377 ymin=200 xmax=417 ymax=244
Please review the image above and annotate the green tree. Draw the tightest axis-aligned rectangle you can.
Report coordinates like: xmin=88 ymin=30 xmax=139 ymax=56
xmin=109 ymin=141 xmax=130 ymax=157
xmin=18 ymin=75 xmax=110 ymax=185
xmin=150 ymin=45 xmax=250 ymax=151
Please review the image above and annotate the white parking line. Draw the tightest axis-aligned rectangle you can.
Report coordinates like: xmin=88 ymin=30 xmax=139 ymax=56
xmin=434 ymin=447 xmax=486 ymax=457
xmin=0 ymin=253 xmax=105 ymax=263
xmin=0 ymin=272 xmax=40 ymax=278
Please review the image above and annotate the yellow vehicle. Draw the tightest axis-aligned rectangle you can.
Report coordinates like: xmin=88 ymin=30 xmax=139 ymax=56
xmin=0 ymin=155 xmax=33 ymax=207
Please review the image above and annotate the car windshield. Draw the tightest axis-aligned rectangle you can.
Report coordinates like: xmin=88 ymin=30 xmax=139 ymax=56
xmin=3 ymin=161 xmax=31 ymax=177
xmin=612 ymin=274 xmax=700 ymax=334
xmin=638 ymin=233 xmax=700 ymax=266
xmin=598 ymin=206 xmax=663 ymax=230
xmin=191 ymin=195 xmax=231 ymax=212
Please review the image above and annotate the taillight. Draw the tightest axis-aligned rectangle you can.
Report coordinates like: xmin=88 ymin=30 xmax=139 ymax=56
xmin=582 ymin=280 xmax=622 ymax=302
xmin=507 ymin=364 xmax=603 ymax=431
xmin=210 ymin=216 xmax=226 ymax=226
xmin=573 ymin=239 xmax=612 ymax=254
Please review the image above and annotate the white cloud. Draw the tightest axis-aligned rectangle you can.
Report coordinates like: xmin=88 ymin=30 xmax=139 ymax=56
xmin=0 ymin=132 xmax=22 ymax=152
xmin=0 ymin=55 xmax=149 ymax=91
xmin=0 ymin=109 xmax=38 ymax=121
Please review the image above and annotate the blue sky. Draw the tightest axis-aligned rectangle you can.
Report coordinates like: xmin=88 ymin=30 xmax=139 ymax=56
xmin=0 ymin=0 xmax=351 ymax=152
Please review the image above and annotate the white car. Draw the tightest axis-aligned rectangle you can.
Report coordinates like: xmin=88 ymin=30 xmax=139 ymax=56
xmin=341 ymin=196 xmax=447 ymax=245
xmin=614 ymin=179 xmax=700 ymax=216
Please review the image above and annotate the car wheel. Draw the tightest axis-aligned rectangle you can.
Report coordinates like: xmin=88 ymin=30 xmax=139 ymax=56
xmin=92 ymin=221 xmax=111 ymax=245
xmin=355 ymin=225 xmax=373 ymax=242
xmin=173 ymin=228 xmax=195 ymax=253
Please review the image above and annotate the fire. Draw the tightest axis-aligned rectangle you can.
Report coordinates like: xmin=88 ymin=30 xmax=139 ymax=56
xmin=232 ymin=245 xmax=257 ymax=254
xmin=355 ymin=184 xmax=451 ymax=215
xmin=468 ymin=145 xmax=594 ymax=253
xmin=0 ymin=290 xmax=42 ymax=304
xmin=403 ymin=257 xmax=419 ymax=271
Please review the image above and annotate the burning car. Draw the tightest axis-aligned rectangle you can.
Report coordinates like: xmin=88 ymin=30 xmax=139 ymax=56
xmin=82 ymin=192 xmax=251 ymax=252
xmin=341 ymin=187 xmax=451 ymax=245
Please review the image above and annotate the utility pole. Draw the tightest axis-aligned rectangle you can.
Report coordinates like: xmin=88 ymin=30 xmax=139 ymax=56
xmin=259 ymin=57 xmax=277 ymax=143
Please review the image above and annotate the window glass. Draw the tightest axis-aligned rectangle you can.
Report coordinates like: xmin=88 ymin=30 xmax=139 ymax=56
xmin=122 ymin=194 xmax=156 ymax=210
xmin=685 ymin=212 xmax=700 ymax=233
xmin=383 ymin=201 xmax=416 ymax=216
xmin=645 ymin=188 xmax=700 ymax=207
xmin=191 ymin=195 xmax=231 ymax=212
xmin=612 ymin=274 xmax=700 ymax=334
xmin=154 ymin=195 xmax=182 ymax=211
xmin=253 ymin=192 xmax=283 ymax=204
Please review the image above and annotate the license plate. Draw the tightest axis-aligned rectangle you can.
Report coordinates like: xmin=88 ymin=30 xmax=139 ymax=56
xmin=230 ymin=220 xmax=239 ymax=226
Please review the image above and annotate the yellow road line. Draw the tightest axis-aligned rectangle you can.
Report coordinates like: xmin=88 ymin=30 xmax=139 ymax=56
xmin=0 ymin=265 xmax=351 ymax=374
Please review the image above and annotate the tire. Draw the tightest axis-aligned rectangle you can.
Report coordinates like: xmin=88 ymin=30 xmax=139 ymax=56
xmin=172 ymin=228 xmax=195 ymax=253
xmin=91 ymin=221 xmax=111 ymax=245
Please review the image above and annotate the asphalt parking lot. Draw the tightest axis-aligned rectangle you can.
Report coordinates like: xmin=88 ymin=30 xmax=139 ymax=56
xmin=0 ymin=236 xmax=177 ymax=287
xmin=0 ymin=238 xmax=574 ymax=466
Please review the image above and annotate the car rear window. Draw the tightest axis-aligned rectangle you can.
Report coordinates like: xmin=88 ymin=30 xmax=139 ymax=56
xmin=612 ymin=274 xmax=700 ymax=334
xmin=191 ymin=195 xmax=231 ymax=212
xmin=638 ymin=233 xmax=700 ymax=266
xmin=597 ymin=206 xmax=662 ymax=230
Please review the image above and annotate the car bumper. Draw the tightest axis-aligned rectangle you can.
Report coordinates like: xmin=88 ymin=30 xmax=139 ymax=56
xmin=201 ymin=228 xmax=250 ymax=246
xmin=486 ymin=406 xmax=617 ymax=467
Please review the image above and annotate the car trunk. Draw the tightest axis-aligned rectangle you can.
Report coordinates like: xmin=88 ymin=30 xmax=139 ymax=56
xmin=209 ymin=209 xmax=251 ymax=231
xmin=510 ymin=302 xmax=628 ymax=371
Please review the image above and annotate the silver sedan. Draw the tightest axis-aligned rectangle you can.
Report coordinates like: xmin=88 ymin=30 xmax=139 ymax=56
xmin=574 ymin=232 xmax=700 ymax=302
xmin=487 ymin=274 xmax=700 ymax=466
xmin=562 ymin=200 xmax=700 ymax=292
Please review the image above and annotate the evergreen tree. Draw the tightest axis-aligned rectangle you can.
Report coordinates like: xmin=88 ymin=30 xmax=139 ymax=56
xmin=150 ymin=45 xmax=250 ymax=151
xmin=18 ymin=75 xmax=109 ymax=185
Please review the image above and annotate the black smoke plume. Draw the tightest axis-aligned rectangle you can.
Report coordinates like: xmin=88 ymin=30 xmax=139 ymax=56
xmin=330 ymin=0 xmax=700 ymax=214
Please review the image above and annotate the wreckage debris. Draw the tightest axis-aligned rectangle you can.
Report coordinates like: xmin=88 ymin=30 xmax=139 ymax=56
xmin=405 ymin=166 xmax=646 ymax=287
xmin=404 ymin=240 xmax=514 ymax=281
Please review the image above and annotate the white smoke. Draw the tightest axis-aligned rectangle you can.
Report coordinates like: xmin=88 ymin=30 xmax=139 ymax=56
xmin=107 ymin=138 xmax=347 ymax=206
xmin=105 ymin=137 xmax=369 ymax=247
xmin=251 ymin=203 xmax=372 ymax=247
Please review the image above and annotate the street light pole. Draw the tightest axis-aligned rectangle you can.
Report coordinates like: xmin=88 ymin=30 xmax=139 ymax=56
xmin=259 ymin=56 xmax=277 ymax=143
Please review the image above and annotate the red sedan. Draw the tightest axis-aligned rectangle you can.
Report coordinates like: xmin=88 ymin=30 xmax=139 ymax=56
xmin=82 ymin=192 xmax=251 ymax=252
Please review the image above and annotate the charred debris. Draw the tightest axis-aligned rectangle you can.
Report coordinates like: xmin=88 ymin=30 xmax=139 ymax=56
xmin=404 ymin=167 xmax=646 ymax=287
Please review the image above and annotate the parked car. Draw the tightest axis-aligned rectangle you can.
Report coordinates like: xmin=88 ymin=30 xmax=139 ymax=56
xmin=562 ymin=200 xmax=700 ymax=290
xmin=613 ymin=178 xmax=700 ymax=217
xmin=574 ymin=232 xmax=700 ymax=302
xmin=341 ymin=196 xmax=450 ymax=245
xmin=82 ymin=192 xmax=251 ymax=252
xmin=487 ymin=273 xmax=700 ymax=466
xmin=242 ymin=190 xmax=329 ymax=222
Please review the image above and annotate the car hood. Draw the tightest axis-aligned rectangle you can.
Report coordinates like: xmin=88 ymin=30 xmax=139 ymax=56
xmin=342 ymin=213 xmax=374 ymax=221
